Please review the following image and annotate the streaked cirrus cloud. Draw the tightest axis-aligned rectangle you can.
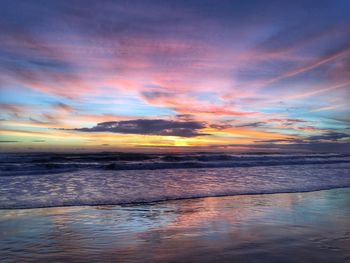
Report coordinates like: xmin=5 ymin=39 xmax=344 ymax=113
xmin=0 ymin=0 xmax=349 ymax=152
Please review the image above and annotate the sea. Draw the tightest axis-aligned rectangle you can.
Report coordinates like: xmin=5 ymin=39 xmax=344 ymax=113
xmin=1 ymin=152 xmax=350 ymax=209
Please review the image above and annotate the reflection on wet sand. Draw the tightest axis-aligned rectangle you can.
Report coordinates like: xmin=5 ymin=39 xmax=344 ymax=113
xmin=1 ymin=188 xmax=350 ymax=262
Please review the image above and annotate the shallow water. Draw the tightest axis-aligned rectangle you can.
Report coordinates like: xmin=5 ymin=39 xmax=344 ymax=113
xmin=1 ymin=161 xmax=350 ymax=208
xmin=0 ymin=188 xmax=349 ymax=262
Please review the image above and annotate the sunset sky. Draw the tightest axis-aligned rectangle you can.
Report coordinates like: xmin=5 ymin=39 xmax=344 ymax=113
xmin=0 ymin=0 xmax=349 ymax=152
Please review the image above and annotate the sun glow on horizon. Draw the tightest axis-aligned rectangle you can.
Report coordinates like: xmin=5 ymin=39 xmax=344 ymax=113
xmin=0 ymin=0 xmax=349 ymax=153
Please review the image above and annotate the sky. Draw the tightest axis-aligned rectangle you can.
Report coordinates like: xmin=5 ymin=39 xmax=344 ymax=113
xmin=0 ymin=0 xmax=349 ymax=152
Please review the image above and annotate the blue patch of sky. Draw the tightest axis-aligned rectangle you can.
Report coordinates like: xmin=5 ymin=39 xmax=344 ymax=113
xmin=0 ymin=84 xmax=72 ymax=107
xmin=190 ymin=91 xmax=220 ymax=103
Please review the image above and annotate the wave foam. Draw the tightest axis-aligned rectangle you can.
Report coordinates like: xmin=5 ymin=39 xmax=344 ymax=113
xmin=1 ymin=162 xmax=349 ymax=209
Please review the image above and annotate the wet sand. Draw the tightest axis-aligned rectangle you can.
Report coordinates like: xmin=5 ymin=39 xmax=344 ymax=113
xmin=1 ymin=188 xmax=350 ymax=262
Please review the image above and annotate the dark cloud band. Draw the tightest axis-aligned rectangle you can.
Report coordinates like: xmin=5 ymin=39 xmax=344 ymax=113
xmin=70 ymin=119 xmax=208 ymax=137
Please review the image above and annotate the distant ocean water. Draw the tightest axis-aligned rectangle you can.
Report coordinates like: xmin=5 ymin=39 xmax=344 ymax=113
xmin=0 ymin=153 xmax=350 ymax=209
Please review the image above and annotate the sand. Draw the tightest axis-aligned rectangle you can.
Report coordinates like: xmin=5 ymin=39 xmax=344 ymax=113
xmin=1 ymin=188 xmax=350 ymax=262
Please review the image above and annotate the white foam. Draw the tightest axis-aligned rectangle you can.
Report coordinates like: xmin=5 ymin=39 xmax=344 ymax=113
xmin=1 ymin=162 xmax=349 ymax=209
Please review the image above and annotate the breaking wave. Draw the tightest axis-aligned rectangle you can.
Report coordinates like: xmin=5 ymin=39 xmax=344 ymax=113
xmin=1 ymin=152 xmax=349 ymax=176
xmin=0 ymin=153 xmax=349 ymax=209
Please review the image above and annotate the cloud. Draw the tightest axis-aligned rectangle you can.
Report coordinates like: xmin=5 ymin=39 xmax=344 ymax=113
xmin=28 ymin=112 xmax=61 ymax=125
xmin=269 ymin=118 xmax=306 ymax=125
xmin=0 ymin=1 xmax=349 ymax=152
xmin=141 ymin=91 xmax=255 ymax=117
xmin=32 ymin=140 xmax=46 ymax=143
xmin=209 ymin=124 xmax=233 ymax=130
xmin=266 ymin=118 xmax=322 ymax=132
xmin=247 ymin=141 xmax=350 ymax=153
xmin=293 ymin=126 xmax=321 ymax=132
xmin=307 ymin=132 xmax=350 ymax=142
xmin=256 ymin=131 xmax=350 ymax=144
xmin=235 ymin=122 xmax=265 ymax=128
xmin=254 ymin=138 xmax=304 ymax=144
xmin=69 ymin=119 xmax=208 ymax=137
xmin=54 ymin=103 xmax=75 ymax=113
xmin=175 ymin=114 xmax=195 ymax=121
xmin=0 ymin=104 xmax=25 ymax=115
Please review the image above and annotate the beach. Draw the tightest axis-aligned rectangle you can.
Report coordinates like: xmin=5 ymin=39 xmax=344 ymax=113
xmin=1 ymin=188 xmax=349 ymax=262
xmin=1 ymin=0 xmax=349 ymax=261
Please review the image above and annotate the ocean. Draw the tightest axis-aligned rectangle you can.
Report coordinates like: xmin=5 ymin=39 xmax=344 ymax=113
xmin=1 ymin=152 xmax=349 ymax=209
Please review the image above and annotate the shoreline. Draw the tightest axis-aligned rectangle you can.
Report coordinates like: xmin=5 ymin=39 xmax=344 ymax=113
xmin=1 ymin=185 xmax=350 ymax=210
xmin=1 ymin=187 xmax=350 ymax=262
